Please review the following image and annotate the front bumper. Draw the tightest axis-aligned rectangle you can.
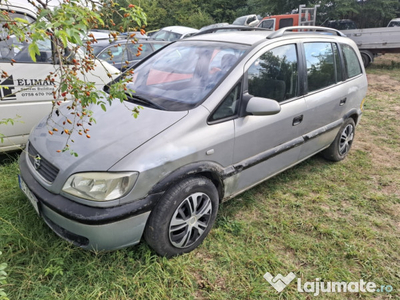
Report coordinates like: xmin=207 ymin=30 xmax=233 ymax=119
xmin=19 ymin=152 xmax=162 ymax=251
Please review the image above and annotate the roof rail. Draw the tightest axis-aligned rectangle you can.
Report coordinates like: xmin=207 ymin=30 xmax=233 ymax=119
xmin=267 ymin=26 xmax=347 ymax=39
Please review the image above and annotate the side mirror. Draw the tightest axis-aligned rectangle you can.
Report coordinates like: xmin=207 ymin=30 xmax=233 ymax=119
xmin=246 ymin=97 xmax=281 ymax=116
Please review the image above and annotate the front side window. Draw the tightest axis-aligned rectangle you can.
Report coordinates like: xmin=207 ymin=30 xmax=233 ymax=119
xmin=304 ymin=42 xmax=336 ymax=92
xmin=342 ymin=44 xmax=362 ymax=78
xmin=247 ymin=44 xmax=298 ymax=102
xmin=259 ymin=19 xmax=275 ymax=29
xmin=123 ymin=41 xmax=248 ymax=111
xmin=0 ymin=36 xmax=52 ymax=63
xmin=0 ymin=13 xmax=51 ymax=63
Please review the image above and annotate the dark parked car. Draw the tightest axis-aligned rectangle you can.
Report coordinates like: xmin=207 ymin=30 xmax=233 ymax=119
xmin=324 ymin=19 xmax=357 ymax=30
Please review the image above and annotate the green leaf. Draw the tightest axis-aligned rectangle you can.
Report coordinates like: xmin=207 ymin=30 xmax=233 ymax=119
xmin=100 ymin=104 xmax=106 ymax=112
xmin=14 ymin=17 xmax=29 ymax=24
xmin=61 ymin=83 xmax=68 ymax=92
xmin=28 ymin=43 xmax=40 ymax=62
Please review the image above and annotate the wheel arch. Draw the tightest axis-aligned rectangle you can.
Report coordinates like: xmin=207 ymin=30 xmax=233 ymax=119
xmin=343 ymin=108 xmax=361 ymax=126
xmin=149 ymin=161 xmax=226 ymax=202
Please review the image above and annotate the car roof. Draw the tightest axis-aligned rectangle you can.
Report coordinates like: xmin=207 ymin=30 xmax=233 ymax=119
xmin=182 ymin=27 xmax=349 ymax=46
xmin=185 ymin=30 xmax=272 ymax=45
xmin=194 ymin=25 xmax=270 ymax=35
xmin=159 ymin=26 xmax=200 ymax=35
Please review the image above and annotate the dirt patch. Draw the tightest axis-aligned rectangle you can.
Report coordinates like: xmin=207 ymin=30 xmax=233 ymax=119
xmin=373 ymin=53 xmax=400 ymax=65
xmin=367 ymin=73 xmax=400 ymax=93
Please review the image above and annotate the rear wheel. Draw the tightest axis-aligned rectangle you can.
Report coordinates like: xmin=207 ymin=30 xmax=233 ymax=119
xmin=361 ymin=53 xmax=371 ymax=68
xmin=144 ymin=176 xmax=219 ymax=257
xmin=322 ymin=118 xmax=356 ymax=162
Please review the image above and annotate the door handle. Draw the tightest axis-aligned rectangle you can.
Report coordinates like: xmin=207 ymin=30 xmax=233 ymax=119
xmin=292 ymin=115 xmax=303 ymax=126
xmin=340 ymin=98 xmax=347 ymax=106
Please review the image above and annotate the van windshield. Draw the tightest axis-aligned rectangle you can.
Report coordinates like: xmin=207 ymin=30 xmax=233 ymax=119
xmin=122 ymin=41 xmax=249 ymax=111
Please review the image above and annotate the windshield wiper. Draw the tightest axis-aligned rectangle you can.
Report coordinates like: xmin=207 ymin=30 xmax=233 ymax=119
xmin=125 ymin=93 xmax=166 ymax=110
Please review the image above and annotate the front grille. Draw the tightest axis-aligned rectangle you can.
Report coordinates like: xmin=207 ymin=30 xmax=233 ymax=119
xmin=28 ymin=143 xmax=59 ymax=183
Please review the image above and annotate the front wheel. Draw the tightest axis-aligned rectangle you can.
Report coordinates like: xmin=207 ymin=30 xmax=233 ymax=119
xmin=322 ymin=118 xmax=356 ymax=162
xmin=144 ymin=176 xmax=219 ymax=257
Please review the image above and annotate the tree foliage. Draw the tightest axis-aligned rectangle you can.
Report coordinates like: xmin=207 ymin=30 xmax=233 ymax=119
xmin=0 ymin=0 xmax=147 ymax=154
xmin=122 ymin=0 xmax=400 ymax=30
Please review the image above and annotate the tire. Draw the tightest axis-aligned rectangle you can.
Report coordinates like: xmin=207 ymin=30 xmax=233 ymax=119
xmin=361 ymin=53 xmax=371 ymax=68
xmin=144 ymin=176 xmax=219 ymax=257
xmin=322 ymin=118 xmax=356 ymax=162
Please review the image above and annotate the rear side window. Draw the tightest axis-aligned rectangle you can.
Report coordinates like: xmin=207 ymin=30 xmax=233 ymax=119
xmin=279 ymin=18 xmax=294 ymax=28
xmin=304 ymin=42 xmax=336 ymax=92
xmin=247 ymin=44 xmax=298 ymax=102
xmin=341 ymin=44 xmax=362 ymax=78
xmin=98 ymin=45 xmax=128 ymax=63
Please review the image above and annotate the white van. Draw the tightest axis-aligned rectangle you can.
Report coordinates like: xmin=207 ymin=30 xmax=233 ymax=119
xmin=0 ymin=0 xmax=120 ymax=152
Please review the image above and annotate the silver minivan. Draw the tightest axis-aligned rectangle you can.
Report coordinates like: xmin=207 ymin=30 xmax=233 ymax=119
xmin=19 ymin=27 xmax=368 ymax=257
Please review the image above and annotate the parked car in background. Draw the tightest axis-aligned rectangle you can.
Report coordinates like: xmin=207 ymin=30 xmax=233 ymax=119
xmin=95 ymin=39 xmax=169 ymax=70
xmin=151 ymin=26 xmax=199 ymax=41
xmin=324 ymin=19 xmax=357 ymax=30
xmin=146 ymin=29 xmax=159 ymax=37
xmin=387 ymin=18 xmax=400 ymax=27
xmin=194 ymin=25 xmax=269 ymax=36
xmin=199 ymin=23 xmax=229 ymax=32
xmin=19 ymin=27 xmax=367 ymax=257
xmin=258 ymin=5 xmax=319 ymax=31
xmin=119 ymin=31 xmax=149 ymax=39
xmin=232 ymin=14 xmax=262 ymax=27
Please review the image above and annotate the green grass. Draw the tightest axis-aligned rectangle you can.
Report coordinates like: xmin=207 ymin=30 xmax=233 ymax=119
xmin=1 ymin=64 xmax=400 ymax=299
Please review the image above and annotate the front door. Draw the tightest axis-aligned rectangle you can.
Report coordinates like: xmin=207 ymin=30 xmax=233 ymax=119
xmin=231 ymin=42 xmax=306 ymax=195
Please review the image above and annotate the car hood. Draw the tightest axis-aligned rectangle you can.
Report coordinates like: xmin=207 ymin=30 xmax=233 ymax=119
xmin=29 ymin=100 xmax=188 ymax=176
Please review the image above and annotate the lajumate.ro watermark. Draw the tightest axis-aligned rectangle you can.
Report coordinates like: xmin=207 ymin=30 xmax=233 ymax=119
xmin=264 ymin=272 xmax=394 ymax=296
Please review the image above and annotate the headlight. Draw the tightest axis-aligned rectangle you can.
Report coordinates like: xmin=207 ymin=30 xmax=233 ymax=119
xmin=62 ymin=172 xmax=138 ymax=201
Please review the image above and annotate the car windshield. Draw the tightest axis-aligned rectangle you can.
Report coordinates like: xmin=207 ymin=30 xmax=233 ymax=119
xmin=152 ymin=30 xmax=182 ymax=41
xmin=388 ymin=21 xmax=400 ymax=27
xmin=233 ymin=16 xmax=247 ymax=25
xmin=122 ymin=41 xmax=248 ymax=111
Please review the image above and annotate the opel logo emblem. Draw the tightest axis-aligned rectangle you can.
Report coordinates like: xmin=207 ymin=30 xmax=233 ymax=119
xmin=34 ymin=154 xmax=41 ymax=170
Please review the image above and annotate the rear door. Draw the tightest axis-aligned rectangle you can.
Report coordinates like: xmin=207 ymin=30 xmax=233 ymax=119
xmin=298 ymin=40 xmax=358 ymax=159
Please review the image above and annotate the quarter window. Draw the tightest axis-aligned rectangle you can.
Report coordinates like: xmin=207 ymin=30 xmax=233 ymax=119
xmin=304 ymin=42 xmax=336 ymax=92
xmin=247 ymin=44 xmax=298 ymax=102
xmin=342 ymin=44 xmax=362 ymax=78
xmin=210 ymin=82 xmax=241 ymax=122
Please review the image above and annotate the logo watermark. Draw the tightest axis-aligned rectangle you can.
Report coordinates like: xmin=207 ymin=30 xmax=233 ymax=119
xmin=264 ymin=272 xmax=393 ymax=296
xmin=263 ymin=272 xmax=296 ymax=292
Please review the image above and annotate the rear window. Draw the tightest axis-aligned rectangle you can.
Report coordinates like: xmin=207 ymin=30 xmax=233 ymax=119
xmin=153 ymin=30 xmax=182 ymax=41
